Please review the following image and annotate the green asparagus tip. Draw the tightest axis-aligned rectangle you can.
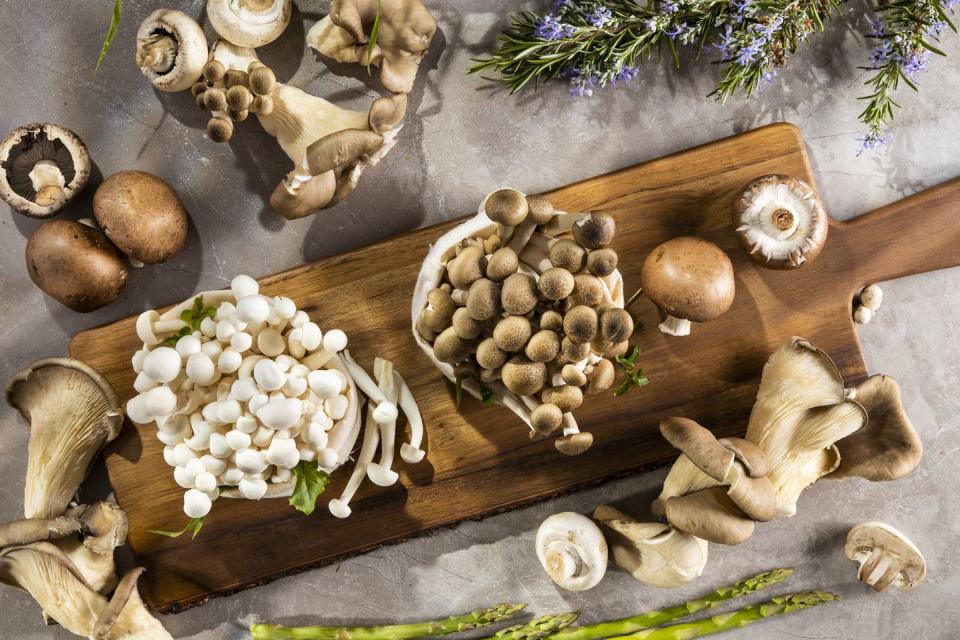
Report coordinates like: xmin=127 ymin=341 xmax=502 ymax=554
xmin=724 ymin=567 xmax=794 ymax=598
xmin=493 ymin=611 xmax=581 ymax=640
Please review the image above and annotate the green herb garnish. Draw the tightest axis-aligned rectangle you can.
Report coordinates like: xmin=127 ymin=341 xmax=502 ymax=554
xmin=147 ymin=516 xmax=204 ymax=539
xmin=94 ymin=0 xmax=122 ymax=77
xmin=480 ymin=384 xmax=497 ymax=406
xmin=161 ymin=296 xmax=216 ymax=346
xmin=366 ymin=0 xmax=381 ymax=75
xmin=613 ymin=345 xmax=649 ymax=397
xmin=289 ymin=460 xmax=329 ymax=515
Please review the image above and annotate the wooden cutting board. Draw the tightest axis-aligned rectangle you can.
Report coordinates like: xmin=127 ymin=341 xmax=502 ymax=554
xmin=69 ymin=123 xmax=960 ymax=612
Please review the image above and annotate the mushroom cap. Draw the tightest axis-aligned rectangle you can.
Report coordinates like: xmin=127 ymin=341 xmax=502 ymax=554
xmin=531 ymin=403 xmax=564 ymax=436
xmin=561 ymin=364 xmax=588 ymax=387
xmin=555 ymin=431 xmax=594 ymax=456
xmin=0 ymin=123 xmax=91 ymax=219
xmin=563 ymin=305 xmax=599 ymax=345
xmin=493 ymin=316 xmax=533 ymax=353
xmin=270 ymin=172 xmax=338 ymax=220
xmin=561 ymin=336 xmax=591 ymax=363
xmin=476 ymin=337 xmax=508 ymax=370
xmin=733 ymin=175 xmax=829 ymax=270
xmin=830 ymin=375 xmax=923 ymax=482
xmin=486 ymin=247 xmax=519 ymax=282
xmin=6 ymin=358 xmax=123 ymax=518
xmin=664 ymin=488 xmax=755 ymax=545
xmin=432 ymin=327 xmax=468 ymax=364
xmin=207 ymin=116 xmax=234 ymax=143
xmin=94 ymin=170 xmax=189 ymax=264
xmin=586 ymin=359 xmax=615 ymax=394
xmin=526 ymin=195 xmax=555 ymax=225
xmin=640 ymin=236 xmax=735 ymax=323
xmin=539 ymin=267 xmax=575 ymax=301
xmin=466 ymin=278 xmax=502 ymax=321
xmin=306 ymin=128 xmax=384 ymax=177
xmin=542 ymin=385 xmax=583 ymax=413
xmin=549 ymin=239 xmax=587 ymax=273
xmin=572 ymin=212 xmax=616 ymax=249
xmin=525 ymin=330 xmax=561 ymax=363
xmin=845 ymin=521 xmax=926 ymax=591
xmin=447 ymin=245 xmax=486 ymax=291
xmin=422 ymin=288 xmax=456 ymax=333
xmin=451 ymin=307 xmax=483 ymax=340
xmin=484 ymin=189 xmax=528 ymax=226
xmin=587 ymin=248 xmax=618 ymax=277
xmin=660 ymin=417 xmax=735 ymax=482
xmin=501 ymin=355 xmax=546 ymax=396
xmin=26 ymin=220 xmax=129 ymax=312
xmin=501 ymin=272 xmax=539 ymax=315
xmin=368 ymin=93 xmax=408 ymax=134
xmin=540 ymin=310 xmax=564 ymax=333
xmin=718 ymin=437 xmax=769 ymax=478
xmin=599 ymin=308 xmax=634 ymax=343
xmin=535 ymin=512 xmax=607 ymax=591
xmin=136 ymin=9 xmax=208 ymax=92
xmin=571 ymin=274 xmax=604 ymax=307
xmin=207 ymin=0 xmax=292 ymax=48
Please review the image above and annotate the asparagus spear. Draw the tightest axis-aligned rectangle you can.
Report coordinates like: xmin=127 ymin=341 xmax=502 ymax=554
xmin=250 ymin=603 xmax=526 ymax=640
xmin=608 ymin=591 xmax=838 ymax=639
xmin=489 ymin=612 xmax=581 ymax=640
xmin=547 ymin=568 xmax=793 ymax=640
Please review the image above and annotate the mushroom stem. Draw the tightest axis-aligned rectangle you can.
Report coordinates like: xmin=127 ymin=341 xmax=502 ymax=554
xmin=394 ymin=369 xmax=425 ymax=464
xmin=366 ymin=358 xmax=400 ymax=487
xmin=658 ymin=315 xmax=691 ymax=337
xmin=135 ymin=34 xmax=177 ymax=73
xmin=328 ymin=400 xmax=380 ymax=519
xmin=28 ymin=160 xmax=66 ymax=206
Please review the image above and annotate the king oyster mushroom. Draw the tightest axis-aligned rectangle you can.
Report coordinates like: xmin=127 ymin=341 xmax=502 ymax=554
xmin=640 ymin=237 xmax=735 ymax=337
xmin=0 ymin=123 xmax=91 ymax=218
xmin=136 ymin=9 xmax=208 ymax=92
xmin=207 ymin=0 xmax=292 ymax=48
xmin=844 ymin=522 xmax=926 ymax=591
xmin=733 ymin=175 xmax=828 ymax=269
xmin=535 ymin=512 xmax=608 ymax=591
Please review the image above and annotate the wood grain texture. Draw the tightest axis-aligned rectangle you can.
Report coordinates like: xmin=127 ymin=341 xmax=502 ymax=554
xmin=68 ymin=123 xmax=960 ymax=612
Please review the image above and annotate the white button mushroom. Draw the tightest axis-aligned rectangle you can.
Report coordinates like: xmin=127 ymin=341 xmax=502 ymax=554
xmin=287 ymin=327 xmax=306 ymax=358
xmin=163 ymin=445 xmax=178 ymax=467
xmin=231 ymin=274 xmax=259 ymax=298
xmin=273 ymin=296 xmax=296 ymax=319
xmin=222 ymin=466 xmax=244 ymax=485
xmin=234 ymin=414 xmax=258 ymax=434
xmin=185 ymin=419 xmax=213 ymax=450
xmin=535 ymin=512 xmax=608 ymax=592
xmin=185 ymin=352 xmax=216 ymax=385
xmin=860 ymin=284 xmax=883 ymax=311
xmin=132 ymin=348 xmax=149 ymax=373
xmin=200 ymin=339 xmax=223 ymax=359
xmin=236 ymin=448 xmax=268 ymax=474
xmin=307 ymin=369 xmax=343 ymax=398
xmin=201 ymin=454 xmax=226 ymax=475
xmin=200 ymin=316 xmax=217 ymax=337
xmin=317 ymin=447 xmax=339 ymax=469
xmin=291 ymin=310 xmax=309 ymax=328
xmin=237 ymin=294 xmax=271 ymax=324
xmin=253 ymin=359 xmax=286 ymax=391
xmin=230 ymin=378 xmax=258 ymax=402
xmin=216 ymin=320 xmax=237 ymax=342
xmin=248 ymin=392 xmax=269 ymax=414
xmin=854 ymin=305 xmax=874 ymax=324
xmin=276 ymin=354 xmax=298 ymax=371
xmin=299 ymin=446 xmax=317 ymax=462
xmin=323 ymin=329 xmax=348 ymax=353
xmin=252 ymin=425 xmax=274 ymax=448
xmin=142 ymin=347 xmax=182 ymax=383
xmin=239 ymin=475 xmax=268 ymax=500
xmin=216 ymin=398 xmax=242 ymax=423
xmin=173 ymin=442 xmax=198 ymax=467
xmin=305 ymin=422 xmax=329 ymax=448
xmin=226 ymin=429 xmax=252 ymax=451
xmin=284 ymin=374 xmax=308 ymax=397
xmin=184 ymin=488 xmax=213 ymax=518
xmin=215 ymin=301 xmax=237 ymax=322
xmin=256 ymin=397 xmax=302 ymax=430
xmin=258 ymin=328 xmax=287 ymax=357
xmin=133 ymin=371 xmax=158 ymax=393
xmin=174 ymin=465 xmax=199 ymax=489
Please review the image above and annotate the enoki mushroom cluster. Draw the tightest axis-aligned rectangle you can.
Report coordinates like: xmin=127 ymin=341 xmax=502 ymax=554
xmin=413 ymin=189 xmax=628 ymax=455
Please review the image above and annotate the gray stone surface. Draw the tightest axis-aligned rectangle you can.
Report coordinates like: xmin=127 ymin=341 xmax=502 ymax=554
xmin=1 ymin=1 xmax=958 ymax=638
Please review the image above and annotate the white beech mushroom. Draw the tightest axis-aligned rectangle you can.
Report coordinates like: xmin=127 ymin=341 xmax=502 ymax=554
xmin=733 ymin=175 xmax=828 ymax=270
xmin=844 ymin=522 xmax=926 ymax=591
xmin=136 ymin=9 xmax=208 ymax=92
xmin=366 ymin=358 xmax=401 ymax=486
xmin=306 ymin=0 xmax=438 ymax=94
xmin=328 ymin=406 xmax=377 ymax=518
xmin=640 ymin=237 xmax=735 ymax=337
xmin=207 ymin=0 xmax=292 ymax=48
xmin=593 ymin=505 xmax=708 ymax=588
xmin=0 ymin=123 xmax=91 ymax=218
xmin=535 ymin=512 xmax=608 ymax=591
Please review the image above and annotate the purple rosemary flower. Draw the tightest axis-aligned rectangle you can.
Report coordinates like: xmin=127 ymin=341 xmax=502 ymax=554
xmin=715 ymin=24 xmax=735 ymax=56
xmin=757 ymin=68 xmax=778 ymax=93
xmin=569 ymin=70 xmax=598 ymax=97
xmin=613 ymin=66 xmax=639 ymax=84
xmin=946 ymin=0 xmax=960 ymax=10
xmin=898 ymin=49 xmax=931 ymax=79
xmin=753 ymin=15 xmax=783 ymax=38
xmin=585 ymin=5 xmax=613 ymax=27
xmin=928 ymin=20 xmax=948 ymax=36
xmin=535 ymin=14 xmax=576 ymax=40
xmin=866 ymin=17 xmax=885 ymax=38
xmin=736 ymin=37 xmax=766 ymax=65
xmin=869 ymin=39 xmax=892 ymax=68
xmin=732 ymin=0 xmax=753 ymax=22
xmin=552 ymin=0 xmax=573 ymax=11
xmin=661 ymin=0 xmax=680 ymax=14
xmin=856 ymin=131 xmax=890 ymax=155
xmin=646 ymin=17 xmax=660 ymax=31
xmin=664 ymin=22 xmax=687 ymax=38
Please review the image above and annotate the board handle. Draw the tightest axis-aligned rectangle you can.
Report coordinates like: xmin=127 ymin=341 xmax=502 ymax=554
xmin=831 ymin=176 xmax=960 ymax=287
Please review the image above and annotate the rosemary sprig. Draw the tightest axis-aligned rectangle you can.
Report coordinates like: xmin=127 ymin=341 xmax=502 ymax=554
xmin=147 ymin=516 xmax=204 ymax=539
xmin=94 ymin=0 xmax=122 ymax=77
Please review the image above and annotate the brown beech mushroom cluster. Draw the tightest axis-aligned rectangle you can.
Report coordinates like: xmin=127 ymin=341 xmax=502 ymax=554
xmin=413 ymin=189 xmax=629 ymax=455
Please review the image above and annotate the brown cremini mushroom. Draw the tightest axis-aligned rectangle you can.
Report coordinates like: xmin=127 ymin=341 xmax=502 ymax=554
xmin=640 ymin=236 xmax=735 ymax=336
xmin=600 ymin=308 xmax=634 ymax=343
xmin=94 ymin=170 xmax=189 ymax=265
xmin=572 ymin=212 xmax=615 ymax=249
xmin=543 ymin=385 xmax=583 ymax=413
xmin=531 ymin=403 xmax=563 ymax=436
xmin=452 ymin=307 xmax=483 ymax=340
xmin=561 ymin=337 xmax=591 ymax=363
xmin=586 ymin=358 xmax=615 ymax=394
xmin=526 ymin=195 xmax=555 ymax=225
xmin=422 ymin=288 xmax=456 ymax=333
xmin=561 ymin=364 xmax=588 ymax=387
xmin=432 ymin=327 xmax=468 ymax=364
xmin=525 ymin=330 xmax=561 ymax=363
xmin=501 ymin=356 xmax=546 ymax=396
xmin=447 ymin=245 xmax=486 ymax=290
xmin=540 ymin=310 xmax=564 ymax=333
xmin=476 ymin=338 xmax=508 ymax=370
xmin=25 ymin=220 xmax=129 ymax=312
xmin=571 ymin=274 xmax=604 ymax=307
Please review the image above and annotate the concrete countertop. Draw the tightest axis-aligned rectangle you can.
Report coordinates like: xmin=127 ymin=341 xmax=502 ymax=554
xmin=1 ymin=1 xmax=957 ymax=638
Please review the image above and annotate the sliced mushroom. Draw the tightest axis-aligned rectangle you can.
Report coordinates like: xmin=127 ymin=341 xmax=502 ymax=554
xmin=640 ymin=237 xmax=735 ymax=336
xmin=207 ymin=0 xmax=292 ymax=48
xmin=535 ymin=512 xmax=607 ymax=591
xmin=733 ymin=175 xmax=828 ymax=269
xmin=845 ymin=522 xmax=925 ymax=591
xmin=0 ymin=123 xmax=91 ymax=218
xmin=136 ymin=9 xmax=208 ymax=92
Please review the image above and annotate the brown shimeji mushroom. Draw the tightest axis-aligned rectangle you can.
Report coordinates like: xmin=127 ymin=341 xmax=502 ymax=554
xmin=640 ymin=236 xmax=736 ymax=337
xmin=845 ymin=522 xmax=926 ymax=591
xmin=572 ymin=212 xmax=615 ymax=249
xmin=135 ymin=9 xmax=207 ymax=92
xmin=0 ymin=123 xmax=91 ymax=219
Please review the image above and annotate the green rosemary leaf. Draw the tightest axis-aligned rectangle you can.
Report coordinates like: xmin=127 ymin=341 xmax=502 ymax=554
xmin=94 ymin=0 xmax=122 ymax=77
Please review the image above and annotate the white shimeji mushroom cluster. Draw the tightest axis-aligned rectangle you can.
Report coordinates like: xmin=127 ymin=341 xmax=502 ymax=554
xmin=126 ymin=275 xmax=369 ymax=520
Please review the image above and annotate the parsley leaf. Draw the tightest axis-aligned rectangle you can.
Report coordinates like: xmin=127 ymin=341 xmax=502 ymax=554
xmin=481 ymin=385 xmax=497 ymax=406
xmin=289 ymin=461 xmax=329 ymax=515
xmin=147 ymin=516 xmax=204 ymax=539
xmin=613 ymin=345 xmax=650 ymax=397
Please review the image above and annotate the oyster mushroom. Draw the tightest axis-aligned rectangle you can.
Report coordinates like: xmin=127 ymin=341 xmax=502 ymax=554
xmin=640 ymin=237 xmax=735 ymax=336
xmin=845 ymin=522 xmax=925 ymax=591
xmin=25 ymin=220 xmax=129 ymax=312
xmin=135 ymin=9 xmax=208 ymax=92
xmin=207 ymin=0 xmax=292 ymax=48
xmin=94 ymin=170 xmax=189 ymax=265
xmin=306 ymin=0 xmax=438 ymax=94
xmin=0 ymin=123 xmax=91 ymax=218
xmin=733 ymin=175 xmax=828 ymax=270
xmin=593 ymin=505 xmax=708 ymax=588
xmin=535 ymin=512 xmax=607 ymax=591
xmin=6 ymin=358 xmax=124 ymax=519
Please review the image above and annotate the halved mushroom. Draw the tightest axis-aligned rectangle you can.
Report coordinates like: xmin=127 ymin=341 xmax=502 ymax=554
xmin=640 ymin=237 xmax=735 ymax=336
xmin=535 ymin=512 xmax=607 ymax=591
xmin=733 ymin=175 xmax=828 ymax=270
xmin=845 ymin=522 xmax=925 ymax=591
xmin=594 ymin=505 xmax=708 ymax=588
xmin=136 ymin=9 xmax=208 ymax=92
xmin=0 ymin=123 xmax=91 ymax=218
xmin=207 ymin=0 xmax=292 ymax=48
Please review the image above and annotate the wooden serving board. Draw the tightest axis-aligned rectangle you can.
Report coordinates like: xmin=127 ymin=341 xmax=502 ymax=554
xmin=69 ymin=123 xmax=960 ymax=612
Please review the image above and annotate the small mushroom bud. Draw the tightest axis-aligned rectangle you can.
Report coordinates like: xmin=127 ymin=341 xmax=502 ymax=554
xmin=204 ymin=87 xmax=227 ymax=112
xmin=502 ymin=273 xmax=539 ymax=315
xmin=249 ymin=64 xmax=277 ymax=95
xmin=549 ymin=239 xmax=587 ymax=273
xmin=595 ymin=338 xmax=630 ymax=358
xmin=561 ymin=364 xmax=588 ymax=387
xmin=251 ymin=94 xmax=274 ymax=115
xmin=543 ymin=385 xmax=583 ymax=413
xmin=476 ymin=337 xmax=508 ymax=370
xmin=526 ymin=195 xmax=555 ymax=225
xmin=587 ymin=358 xmax=615 ymax=394
xmin=483 ymin=233 xmax=501 ymax=254
xmin=525 ymin=330 xmax=561 ymax=363
xmin=600 ymin=308 xmax=635 ymax=343
xmin=190 ymin=81 xmax=207 ymax=97
xmin=203 ymin=59 xmax=225 ymax=83
xmin=571 ymin=274 xmax=604 ymax=307
xmin=452 ymin=307 xmax=483 ymax=339
xmin=501 ymin=355 xmax=547 ymax=396
xmin=587 ymin=248 xmax=618 ymax=277
xmin=573 ymin=212 xmax=616 ymax=249
xmin=562 ymin=337 xmax=591 ymax=363
xmin=485 ymin=189 xmax=529 ymax=227
xmin=433 ymin=327 xmax=469 ymax=364
xmin=564 ymin=305 xmax=598 ymax=344
xmin=493 ymin=316 xmax=532 ymax=352
xmin=195 ymin=91 xmax=208 ymax=110
xmin=539 ymin=267 xmax=575 ymax=301
xmin=207 ymin=117 xmax=234 ymax=143
xmin=447 ymin=245 xmax=486 ymax=290
xmin=416 ymin=311 xmax=436 ymax=342
xmin=486 ymin=247 xmax=519 ymax=282
xmin=556 ymin=432 xmax=594 ymax=456
xmin=860 ymin=284 xmax=883 ymax=311
xmin=540 ymin=310 xmax=564 ymax=333
xmin=227 ymin=85 xmax=254 ymax=111
xmin=531 ymin=403 xmax=563 ymax=436
xmin=228 ymin=108 xmax=249 ymax=122
xmin=466 ymin=278 xmax=501 ymax=321
xmin=224 ymin=69 xmax=249 ymax=88
xmin=854 ymin=305 xmax=873 ymax=324
xmin=423 ymin=288 xmax=457 ymax=333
